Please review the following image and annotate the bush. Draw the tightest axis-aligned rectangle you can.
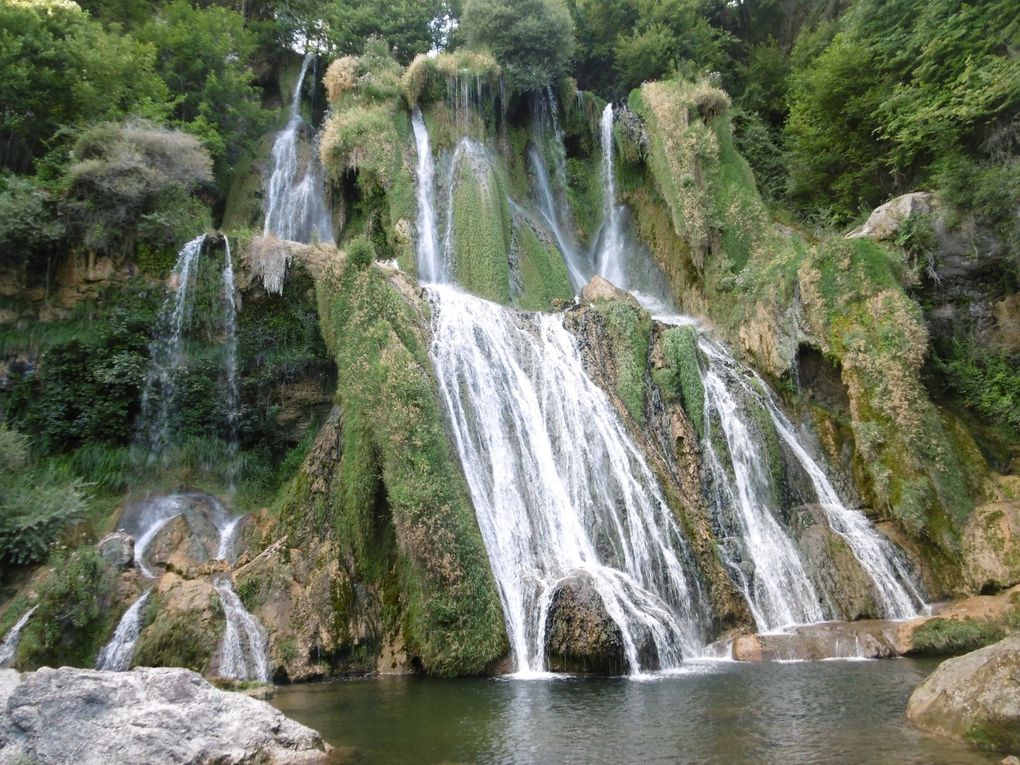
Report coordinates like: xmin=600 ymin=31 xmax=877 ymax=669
xmin=347 ymin=235 xmax=376 ymax=268
xmin=17 ymin=548 xmax=115 ymax=668
xmin=0 ymin=426 xmax=88 ymax=568
xmin=63 ymin=121 xmax=212 ymax=255
xmin=910 ymin=618 xmax=1005 ymax=657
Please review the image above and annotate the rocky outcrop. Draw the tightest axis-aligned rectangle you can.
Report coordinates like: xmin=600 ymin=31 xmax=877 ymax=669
xmin=907 ymin=636 xmax=1020 ymax=752
xmin=147 ymin=497 xmax=226 ymax=576
xmin=729 ymin=619 xmax=904 ymax=661
xmin=545 ymin=573 xmax=633 ymax=674
xmin=97 ymin=531 xmax=134 ymax=569
xmin=0 ymin=667 xmax=330 ymax=764
xmin=963 ymin=502 xmax=1020 ymax=594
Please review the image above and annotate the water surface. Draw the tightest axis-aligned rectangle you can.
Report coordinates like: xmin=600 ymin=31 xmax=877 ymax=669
xmin=272 ymin=659 xmax=997 ymax=764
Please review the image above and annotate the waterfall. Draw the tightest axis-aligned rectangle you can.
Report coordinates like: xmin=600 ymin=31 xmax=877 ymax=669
xmin=698 ymin=339 xmax=825 ymax=629
xmin=95 ymin=589 xmax=151 ymax=671
xmin=214 ymin=512 xmax=270 ymax=682
xmin=411 ymin=107 xmax=443 ymax=283
xmin=263 ymin=53 xmax=332 ymax=244
xmin=695 ymin=335 xmax=923 ymax=627
xmin=530 ymin=92 xmax=589 ymax=292
xmin=429 ymin=285 xmax=708 ymax=674
xmin=596 ymin=103 xmax=625 ymax=286
xmin=214 ymin=577 xmax=271 ymax=682
xmin=138 ymin=235 xmax=205 ymax=463
xmin=221 ymin=237 xmax=240 ymax=490
xmin=0 ymin=606 xmax=37 ymax=667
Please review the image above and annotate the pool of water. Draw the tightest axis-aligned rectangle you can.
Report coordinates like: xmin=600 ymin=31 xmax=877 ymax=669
xmin=271 ymin=659 xmax=998 ymax=764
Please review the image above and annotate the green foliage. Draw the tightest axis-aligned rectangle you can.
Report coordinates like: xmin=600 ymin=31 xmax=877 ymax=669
xmin=515 ymin=223 xmax=572 ymax=311
xmin=0 ymin=0 xmax=168 ymax=174
xmin=0 ymin=426 xmax=88 ymax=568
xmin=62 ymin=121 xmax=212 ymax=256
xmin=17 ymin=547 xmax=115 ymax=668
xmin=936 ymin=340 xmax=1020 ymax=439
xmin=348 ymin=235 xmax=376 ymax=268
xmin=316 ymin=0 xmax=450 ymax=64
xmin=910 ymin=618 xmax=1005 ymax=657
xmin=308 ymin=258 xmax=507 ymax=675
xmin=785 ymin=0 xmax=1020 ymax=222
xmin=460 ymin=0 xmax=575 ymax=91
xmin=133 ymin=597 xmax=219 ymax=672
xmin=136 ymin=0 xmax=268 ymax=174
xmin=451 ymin=154 xmax=512 ymax=304
xmin=0 ymin=174 xmax=64 ymax=279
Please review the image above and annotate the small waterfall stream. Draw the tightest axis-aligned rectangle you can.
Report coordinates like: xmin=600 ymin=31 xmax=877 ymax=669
xmin=0 ymin=606 xmax=37 ymax=667
xmin=138 ymin=234 xmax=206 ymax=463
xmin=95 ymin=589 xmax=151 ymax=671
xmin=221 ymin=237 xmax=240 ymax=490
xmin=263 ymin=53 xmax=332 ymax=244
xmin=411 ymin=107 xmax=443 ymax=283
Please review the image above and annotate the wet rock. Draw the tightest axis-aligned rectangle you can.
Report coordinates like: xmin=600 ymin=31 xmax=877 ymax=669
xmin=147 ymin=497 xmax=225 ymax=576
xmin=963 ymin=502 xmax=1020 ymax=594
xmin=96 ymin=531 xmax=134 ymax=569
xmin=907 ymin=636 xmax=1020 ymax=752
xmin=580 ymin=275 xmax=641 ymax=308
xmin=791 ymin=504 xmax=879 ymax=620
xmin=0 ymin=666 xmax=330 ymax=764
xmin=544 ymin=573 xmax=650 ymax=674
xmin=730 ymin=619 xmax=903 ymax=661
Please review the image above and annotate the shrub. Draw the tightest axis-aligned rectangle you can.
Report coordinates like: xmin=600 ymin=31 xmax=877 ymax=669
xmin=460 ymin=0 xmax=574 ymax=91
xmin=910 ymin=618 xmax=1005 ymax=657
xmin=0 ymin=426 xmax=88 ymax=568
xmin=324 ymin=55 xmax=359 ymax=102
xmin=347 ymin=235 xmax=376 ymax=268
xmin=17 ymin=548 xmax=115 ymax=668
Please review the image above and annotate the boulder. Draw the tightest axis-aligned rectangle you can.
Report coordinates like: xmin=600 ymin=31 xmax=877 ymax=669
xmin=730 ymin=619 xmax=903 ymax=662
xmin=580 ymin=276 xmax=641 ymax=308
xmin=97 ymin=531 xmax=134 ymax=569
xmin=544 ymin=573 xmax=653 ymax=674
xmin=0 ymin=666 xmax=330 ymax=764
xmin=963 ymin=502 xmax=1020 ymax=594
xmin=847 ymin=192 xmax=937 ymax=242
xmin=147 ymin=499 xmax=224 ymax=576
xmin=907 ymin=636 xmax=1020 ymax=752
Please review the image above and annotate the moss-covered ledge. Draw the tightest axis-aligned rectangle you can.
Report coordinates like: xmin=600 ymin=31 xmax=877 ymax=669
xmin=274 ymin=247 xmax=507 ymax=676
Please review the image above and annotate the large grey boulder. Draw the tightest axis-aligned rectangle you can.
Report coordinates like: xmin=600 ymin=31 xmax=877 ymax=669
xmin=0 ymin=667 xmax=331 ymax=764
xmin=907 ymin=636 xmax=1020 ymax=752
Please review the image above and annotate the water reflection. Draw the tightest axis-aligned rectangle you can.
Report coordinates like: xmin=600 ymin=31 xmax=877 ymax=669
xmin=271 ymin=660 xmax=998 ymax=765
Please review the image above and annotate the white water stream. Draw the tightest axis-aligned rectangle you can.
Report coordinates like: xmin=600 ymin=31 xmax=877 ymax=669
xmin=263 ymin=54 xmax=332 ymax=244
xmin=0 ymin=606 xmax=37 ymax=667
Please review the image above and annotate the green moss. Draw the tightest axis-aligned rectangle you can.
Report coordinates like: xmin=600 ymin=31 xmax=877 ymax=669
xmin=515 ymin=223 xmax=572 ymax=311
xmin=17 ymin=548 xmax=117 ymax=669
xmin=451 ymin=153 xmax=512 ymax=304
xmin=654 ymin=326 xmax=706 ymax=438
xmin=306 ymin=257 xmax=507 ymax=675
xmin=565 ymin=155 xmax=603 ymax=246
xmin=592 ymin=302 xmax=652 ymax=425
xmin=133 ymin=594 xmax=222 ymax=673
xmin=910 ymin=618 xmax=1005 ymax=657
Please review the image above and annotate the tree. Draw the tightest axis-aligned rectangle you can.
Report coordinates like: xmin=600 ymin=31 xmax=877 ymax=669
xmin=0 ymin=0 xmax=168 ymax=173
xmin=460 ymin=0 xmax=574 ymax=91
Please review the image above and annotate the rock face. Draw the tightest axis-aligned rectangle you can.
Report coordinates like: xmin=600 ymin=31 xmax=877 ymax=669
xmin=544 ymin=573 xmax=651 ymax=674
xmin=907 ymin=636 xmax=1020 ymax=752
xmin=729 ymin=619 xmax=904 ymax=662
xmin=0 ymin=667 xmax=330 ymax=764
xmin=963 ymin=502 xmax=1020 ymax=594
xmin=97 ymin=531 xmax=135 ymax=569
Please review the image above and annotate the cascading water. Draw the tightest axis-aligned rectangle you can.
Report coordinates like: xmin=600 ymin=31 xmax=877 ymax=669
xmin=697 ymin=337 xmax=923 ymax=624
xmin=221 ymin=236 xmax=240 ymax=490
xmin=263 ymin=54 xmax=332 ymax=244
xmin=95 ymin=589 xmax=151 ymax=671
xmin=596 ymin=104 xmax=625 ymax=287
xmin=591 ymin=105 xmax=923 ymax=630
xmin=0 ymin=606 xmax=37 ymax=667
xmin=214 ymin=577 xmax=271 ymax=682
xmin=138 ymin=235 xmax=205 ymax=463
xmin=429 ymin=285 xmax=708 ymax=674
xmin=411 ymin=107 xmax=443 ymax=283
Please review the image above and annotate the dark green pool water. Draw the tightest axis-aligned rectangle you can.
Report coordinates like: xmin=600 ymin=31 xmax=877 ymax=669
xmin=271 ymin=659 xmax=999 ymax=764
